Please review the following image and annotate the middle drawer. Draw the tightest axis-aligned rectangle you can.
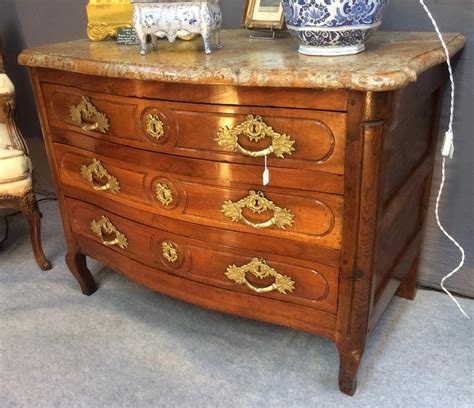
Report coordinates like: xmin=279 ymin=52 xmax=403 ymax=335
xmin=53 ymin=140 xmax=344 ymax=250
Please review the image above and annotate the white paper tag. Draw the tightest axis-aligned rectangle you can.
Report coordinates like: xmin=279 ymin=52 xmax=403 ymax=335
xmin=441 ymin=130 xmax=455 ymax=159
xmin=263 ymin=154 xmax=270 ymax=186
xmin=263 ymin=168 xmax=270 ymax=186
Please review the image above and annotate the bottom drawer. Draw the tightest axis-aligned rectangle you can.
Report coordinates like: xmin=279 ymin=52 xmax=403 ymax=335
xmin=65 ymin=197 xmax=339 ymax=314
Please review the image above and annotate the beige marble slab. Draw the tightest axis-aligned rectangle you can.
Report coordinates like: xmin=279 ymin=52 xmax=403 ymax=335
xmin=19 ymin=30 xmax=465 ymax=91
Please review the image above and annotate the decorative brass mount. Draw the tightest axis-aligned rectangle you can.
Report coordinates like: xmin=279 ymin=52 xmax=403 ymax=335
xmin=80 ymin=159 xmax=120 ymax=194
xmin=145 ymin=113 xmax=165 ymax=140
xmin=90 ymin=216 xmax=128 ymax=249
xmin=215 ymin=115 xmax=295 ymax=158
xmin=225 ymin=258 xmax=295 ymax=295
xmin=70 ymin=96 xmax=110 ymax=133
xmin=221 ymin=190 xmax=295 ymax=230
xmin=162 ymin=242 xmax=178 ymax=263
xmin=156 ymin=183 xmax=174 ymax=206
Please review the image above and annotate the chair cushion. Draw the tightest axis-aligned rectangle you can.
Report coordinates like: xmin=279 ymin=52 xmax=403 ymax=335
xmin=0 ymin=123 xmax=10 ymax=150
xmin=0 ymin=176 xmax=32 ymax=195
xmin=0 ymin=148 xmax=32 ymax=184
xmin=0 ymin=73 xmax=15 ymax=97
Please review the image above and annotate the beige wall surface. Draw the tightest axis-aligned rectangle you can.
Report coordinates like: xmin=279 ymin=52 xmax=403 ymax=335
xmin=0 ymin=0 xmax=472 ymax=297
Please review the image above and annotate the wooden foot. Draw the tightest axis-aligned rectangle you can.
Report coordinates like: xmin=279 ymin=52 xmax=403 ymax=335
xmin=65 ymin=251 xmax=97 ymax=296
xmin=396 ymin=256 xmax=419 ymax=300
xmin=337 ymin=347 xmax=362 ymax=396
xmin=17 ymin=191 xmax=52 ymax=271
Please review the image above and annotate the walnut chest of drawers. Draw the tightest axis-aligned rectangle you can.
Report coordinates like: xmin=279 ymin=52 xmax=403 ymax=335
xmin=20 ymin=30 xmax=465 ymax=395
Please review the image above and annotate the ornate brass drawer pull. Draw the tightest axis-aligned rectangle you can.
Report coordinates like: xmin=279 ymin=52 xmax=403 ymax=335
xmin=90 ymin=216 xmax=128 ymax=249
xmin=225 ymin=258 xmax=295 ymax=295
xmin=145 ymin=113 xmax=165 ymax=140
xmin=162 ymin=242 xmax=178 ymax=263
xmin=221 ymin=190 xmax=295 ymax=230
xmin=70 ymin=96 xmax=110 ymax=133
xmin=156 ymin=182 xmax=173 ymax=206
xmin=80 ymin=159 xmax=120 ymax=194
xmin=215 ymin=115 xmax=295 ymax=158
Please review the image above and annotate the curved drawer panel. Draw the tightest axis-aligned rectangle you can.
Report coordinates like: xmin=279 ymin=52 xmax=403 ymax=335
xmin=42 ymin=83 xmax=346 ymax=175
xmin=54 ymin=142 xmax=343 ymax=250
xmin=43 ymin=83 xmax=139 ymax=140
xmin=66 ymin=197 xmax=339 ymax=314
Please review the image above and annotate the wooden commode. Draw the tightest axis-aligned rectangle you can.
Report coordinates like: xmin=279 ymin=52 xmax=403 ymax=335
xmin=20 ymin=30 xmax=465 ymax=395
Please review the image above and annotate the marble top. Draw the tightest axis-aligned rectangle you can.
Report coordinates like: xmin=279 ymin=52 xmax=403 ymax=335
xmin=19 ymin=30 xmax=465 ymax=91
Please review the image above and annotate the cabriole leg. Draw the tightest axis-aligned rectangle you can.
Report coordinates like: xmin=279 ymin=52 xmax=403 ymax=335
xmin=216 ymin=28 xmax=222 ymax=49
xmin=151 ymin=34 xmax=158 ymax=51
xmin=65 ymin=251 xmax=97 ymax=296
xmin=136 ymin=29 xmax=147 ymax=55
xmin=202 ymin=26 xmax=211 ymax=54
xmin=18 ymin=191 xmax=51 ymax=271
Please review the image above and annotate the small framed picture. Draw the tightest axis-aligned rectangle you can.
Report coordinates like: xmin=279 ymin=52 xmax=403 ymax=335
xmin=242 ymin=0 xmax=285 ymax=31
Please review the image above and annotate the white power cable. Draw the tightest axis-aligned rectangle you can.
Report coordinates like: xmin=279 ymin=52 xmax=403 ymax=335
xmin=418 ymin=0 xmax=471 ymax=319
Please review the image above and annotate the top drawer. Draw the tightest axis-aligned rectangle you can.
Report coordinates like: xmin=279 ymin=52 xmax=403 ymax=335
xmin=42 ymin=83 xmax=347 ymax=174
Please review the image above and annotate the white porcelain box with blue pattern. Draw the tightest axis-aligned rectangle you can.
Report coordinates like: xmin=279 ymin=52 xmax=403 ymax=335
xmin=132 ymin=0 xmax=222 ymax=55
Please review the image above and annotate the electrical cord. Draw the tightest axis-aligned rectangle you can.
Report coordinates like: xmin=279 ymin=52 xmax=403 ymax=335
xmin=419 ymin=0 xmax=471 ymax=319
xmin=0 ymin=196 xmax=57 ymax=248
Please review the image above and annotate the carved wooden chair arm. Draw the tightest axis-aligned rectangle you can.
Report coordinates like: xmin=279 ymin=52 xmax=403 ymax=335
xmin=0 ymin=95 xmax=30 ymax=155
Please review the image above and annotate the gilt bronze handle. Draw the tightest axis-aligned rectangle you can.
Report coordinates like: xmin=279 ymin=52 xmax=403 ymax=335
xmin=70 ymin=96 xmax=110 ymax=134
xmin=215 ymin=115 xmax=295 ymax=158
xmin=221 ymin=190 xmax=295 ymax=230
xmin=225 ymin=258 xmax=295 ymax=295
xmin=80 ymin=159 xmax=120 ymax=194
xmin=90 ymin=216 xmax=128 ymax=249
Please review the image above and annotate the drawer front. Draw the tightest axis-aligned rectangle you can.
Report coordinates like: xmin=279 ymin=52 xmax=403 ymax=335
xmin=54 ymin=142 xmax=344 ymax=250
xmin=66 ymin=197 xmax=339 ymax=313
xmin=42 ymin=83 xmax=347 ymax=174
xmin=42 ymin=83 xmax=139 ymax=140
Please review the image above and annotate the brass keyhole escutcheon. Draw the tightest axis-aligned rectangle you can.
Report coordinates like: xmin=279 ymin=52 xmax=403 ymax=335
xmin=249 ymin=122 xmax=260 ymax=137
xmin=156 ymin=182 xmax=174 ymax=206
xmin=145 ymin=113 xmax=165 ymax=140
xmin=162 ymin=242 xmax=178 ymax=263
xmin=252 ymin=197 xmax=263 ymax=210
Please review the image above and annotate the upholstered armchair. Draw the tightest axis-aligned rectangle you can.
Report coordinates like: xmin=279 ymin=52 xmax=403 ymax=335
xmin=0 ymin=43 xmax=51 ymax=270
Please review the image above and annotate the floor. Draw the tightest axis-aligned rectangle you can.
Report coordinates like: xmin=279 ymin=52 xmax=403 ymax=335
xmin=1 ymin=200 xmax=473 ymax=408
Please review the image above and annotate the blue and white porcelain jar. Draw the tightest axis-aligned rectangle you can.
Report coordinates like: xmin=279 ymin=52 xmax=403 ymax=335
xmin=282 ymin=0 xmax=390 ymax=56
